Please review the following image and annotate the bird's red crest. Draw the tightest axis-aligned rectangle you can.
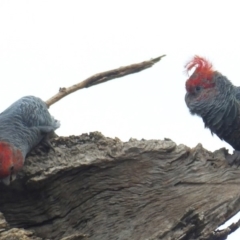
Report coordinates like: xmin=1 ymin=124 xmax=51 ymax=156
xmin=185 ymin=56 xmax=215 ymax=92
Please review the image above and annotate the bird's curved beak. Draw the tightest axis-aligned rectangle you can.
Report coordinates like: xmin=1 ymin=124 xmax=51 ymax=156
xmin=1 ymin=173 xmax=16 ymax=185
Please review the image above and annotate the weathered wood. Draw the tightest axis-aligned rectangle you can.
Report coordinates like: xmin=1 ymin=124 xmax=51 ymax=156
xmin=45 ymin=55 xmax=166 ymax=107
xmin=0 ymin=132 xmax=240 ymax=240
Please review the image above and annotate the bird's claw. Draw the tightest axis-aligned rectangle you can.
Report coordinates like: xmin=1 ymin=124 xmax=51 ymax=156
xmin=39 ymin=138 xmax=55 ymax=152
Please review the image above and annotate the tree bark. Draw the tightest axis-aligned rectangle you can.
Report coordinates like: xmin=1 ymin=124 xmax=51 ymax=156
xmin=0 ymin=132 xmax=240 ymax=240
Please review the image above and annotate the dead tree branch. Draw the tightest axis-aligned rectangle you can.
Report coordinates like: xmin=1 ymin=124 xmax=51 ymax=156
xmin=45 ymin=55 xmax=166 ymax=107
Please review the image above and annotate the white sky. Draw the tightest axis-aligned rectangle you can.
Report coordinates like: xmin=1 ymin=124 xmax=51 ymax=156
xmin=0 ymin=1 xmax=239 ymax=239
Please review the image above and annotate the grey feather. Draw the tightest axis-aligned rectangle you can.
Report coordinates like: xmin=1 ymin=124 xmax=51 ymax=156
xmin=0 ymin=96 xmax=60 ymax=158
xmin=185 ymin=73 xmax=240 ymax=150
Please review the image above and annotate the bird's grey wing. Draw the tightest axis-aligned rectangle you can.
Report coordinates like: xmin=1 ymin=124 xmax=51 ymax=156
xmin=17 ymin=96 xmax=60 ymax=132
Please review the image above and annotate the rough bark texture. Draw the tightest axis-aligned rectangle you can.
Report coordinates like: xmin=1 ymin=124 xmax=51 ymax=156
xmin=0 ymin=132 xmax=240 ymax=240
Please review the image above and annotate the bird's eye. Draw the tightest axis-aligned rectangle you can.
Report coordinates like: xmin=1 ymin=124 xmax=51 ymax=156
xmin=195 ymin=86 xmax=201 ymax=92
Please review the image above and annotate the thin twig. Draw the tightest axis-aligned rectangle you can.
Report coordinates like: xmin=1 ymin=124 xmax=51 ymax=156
xmin=45 ymin=55 xmax=166 ymax=107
